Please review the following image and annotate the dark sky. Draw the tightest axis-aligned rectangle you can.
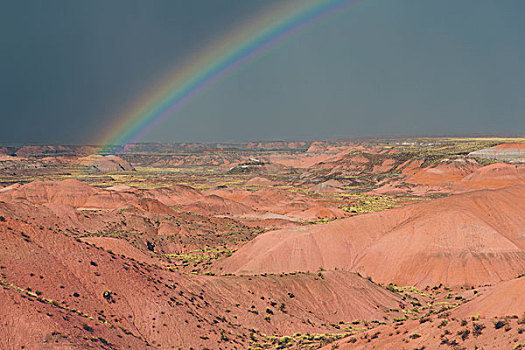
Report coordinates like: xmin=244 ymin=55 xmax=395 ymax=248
xmin=1 ymin=0 xmax=524 ymax=145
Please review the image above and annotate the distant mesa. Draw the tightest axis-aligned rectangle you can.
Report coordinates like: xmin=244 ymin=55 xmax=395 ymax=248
xmin=15 ymin=145 xmax=97 ymax=157
xmin=468 ymin=142 xmax=525 ymax=162
xmin=76 ymin=154 xmax=135 ymax=173
xmin=109 ymin=141 xmax=310 ymax=154
xmin=246 ymin=141 xmax=310 ymax=150
xmin=227 ymin=159 xmax=295 ymax=175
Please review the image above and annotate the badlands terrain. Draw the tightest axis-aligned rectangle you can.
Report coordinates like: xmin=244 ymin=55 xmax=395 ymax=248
xmin=1 ymin=137 xmax=525 ymax=349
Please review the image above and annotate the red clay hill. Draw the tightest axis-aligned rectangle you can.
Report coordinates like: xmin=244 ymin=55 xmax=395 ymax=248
xmin=215 ymin=183 xmax=525 ymax=287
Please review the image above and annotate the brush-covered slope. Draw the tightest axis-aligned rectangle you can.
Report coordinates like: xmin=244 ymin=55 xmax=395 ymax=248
xmin=454 ymin=276 xmax=525 ymax=319
xmin=0 ymin=207 xmax=404 ymax=349
xmin=328 ymin=277 xmax=525 ymax=350
xmin=215 ymin=184 xmax=525 ymax=287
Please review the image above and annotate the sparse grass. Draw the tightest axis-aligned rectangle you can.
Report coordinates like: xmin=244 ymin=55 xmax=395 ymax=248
xmin=162 ymin=248 xmax=236 ymax=273
xmin=340 ymin=194 xmax=399 ymax=214
xmin=251 ymin=332 xmax=354 ymax=349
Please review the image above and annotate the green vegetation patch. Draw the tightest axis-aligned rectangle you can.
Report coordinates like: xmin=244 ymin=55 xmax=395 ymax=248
xmin=340 ymin=194 xmax=399 ymax=214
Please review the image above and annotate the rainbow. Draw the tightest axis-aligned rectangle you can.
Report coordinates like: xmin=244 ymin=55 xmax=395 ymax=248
xmin=97 ymin=0 xmax=359 ymax=152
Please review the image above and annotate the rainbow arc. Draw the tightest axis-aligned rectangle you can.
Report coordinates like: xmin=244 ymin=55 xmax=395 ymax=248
xmin=97 ymin=0 xmax=359 ymax=153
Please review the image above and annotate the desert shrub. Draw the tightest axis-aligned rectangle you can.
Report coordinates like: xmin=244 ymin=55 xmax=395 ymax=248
xmin=394 ymin=318 xmax=407 ymax=323
xmin=440 ymin=337 xmax=450 ymax=345
xmin=220 ymin=330 xmax=229 ymax=341
xmin=457 ymin=329 xmax=470 ymax=340
xmin=98 ymin=337 xmax=109 ymax=345
xmin=494 ymin=320 xmax=507 ymax=329
xmin=386 ymin=283 xmax=397 ymax=293
xmin=419 ymin=317 xmax=430 ymax=324
xmin=146 ymin=241 xmax=155 ymax=252
xmin=472 ymin=322 xmax=485 ymax=336
xmin=102 ymin=290 xmax=114 ymax=303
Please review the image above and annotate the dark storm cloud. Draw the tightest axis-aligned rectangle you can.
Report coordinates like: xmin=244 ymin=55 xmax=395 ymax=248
xmin=0 ymin=0 xmax=277 ymax=144
xmin=1 ymin=0 xmax=524 ymax=144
